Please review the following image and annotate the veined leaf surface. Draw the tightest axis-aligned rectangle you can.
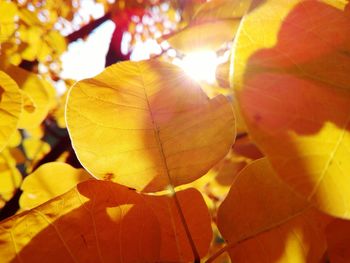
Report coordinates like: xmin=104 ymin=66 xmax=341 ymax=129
xmin=20 ymin=162 xmax=92 ymax=210
xmin=167 ymin=0 xmax=252 ymax=53
xmin=0 ymin=71 xmax=22 ymax=152
xmin=66 ymin=60 xmax=235 ymax=192
xmin=0 ymin=180 xmax=212 ymax=262
xmin=218 ymin=158 xmax=330 ymax=263
xmin=233 ymin=0 xmax=350 ymax=218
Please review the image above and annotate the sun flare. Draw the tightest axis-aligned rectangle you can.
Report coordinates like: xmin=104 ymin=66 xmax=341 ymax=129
xmin=173 ymin=51 xmax=221 ymax=84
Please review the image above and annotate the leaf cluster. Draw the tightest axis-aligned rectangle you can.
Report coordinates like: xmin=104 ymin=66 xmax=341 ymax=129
xmin=1 ymin=0 xmax=350 ymax=262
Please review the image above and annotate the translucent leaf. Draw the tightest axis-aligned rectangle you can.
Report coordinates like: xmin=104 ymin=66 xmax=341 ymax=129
xmin=45 ymin=30 xmax=67 ymax=58
xmin=167 ymin=20 xmax=240 ymax=53
xmin=0 ymin=1 xmax=18 ymax=43
xmin=66 ymin=60 xmax=235 ymax=192
xmin=0 ymin=149 xmax=22 ymax=209
xmin=145 ymin=188 xmax=212 ymax=262
xmin=0 ymin=180 xmax=212 ymax=262
xmin=7 ymin=130 xmax=22 ymax=148
xmin=5 ymin=65 xmax=51 ymax=128
xmin=233 ymin=0 xmax=350 ymax=218
xmin=22 ymin=137 xmax=50 ymax=163
xmin=167 ymin=0 xmax=252 ymax=53
xmin=0 ymin=71 xmax=22 ymax=152
xmin=18 ymin=26 xmax=43 ymax=61
xmin=217 ymin=158 xmax=330 ymax=263
xmin=20 ymin=162 xmax=92 ymax=210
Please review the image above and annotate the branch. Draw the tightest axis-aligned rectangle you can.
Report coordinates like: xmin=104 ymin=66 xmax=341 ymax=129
xmin=0 ymin=190 xmax=22 ymax=221
xmin=66 ymin=12 xmax=112 ymax=43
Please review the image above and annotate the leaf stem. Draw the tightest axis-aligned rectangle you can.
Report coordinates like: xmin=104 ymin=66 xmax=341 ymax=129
xmin=170 ymin=187 xmax=201 ymax=262
xmin=205 ymin=244 xmax=230 ymax=263
xmin=139 ymin=64 xmax=200 ymax=262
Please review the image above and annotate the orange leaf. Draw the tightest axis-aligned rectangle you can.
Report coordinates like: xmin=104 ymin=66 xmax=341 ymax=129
xmin=233 ymin=0 xmax=350 ymax=218
xmin=0 ymin=180 xmax=212 ymax=262
xmin=326 ymin=218 xmax=350 ymax=263
xmin=146 ymin=188 xmax=212 ymax=262
xmin=217 ymin=158 xmax=330 ymax=262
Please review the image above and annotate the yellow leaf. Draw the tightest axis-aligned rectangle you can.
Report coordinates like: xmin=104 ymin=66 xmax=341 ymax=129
xmin=45 ymin=30 xmax=67 ymax=58
xmin=19 ymin=89 xmax=36 ymax=113
xmin=52 ymin=87 xmax=70 ymax=128
xmin=0 ymin=71 xmax=22 ymax=152
xmin=66 ymin=60 xmax=235 ymax=192
xmin=0 ymin=180 xmax=212 ymax=262
xmin=0 ymin=1 xmax=18 ymax=43
xmin=5 ymin=65 xmax=51 ymax=128
xmin=22 ymin=137 xmax=50 ymax=163
xmin=192 ymin=0 xmax=252 ymax=21
xmin=0 ymin=149 xmax=22 ymax=208
xmin=217 ymin=158 xmax=330 ymax=263
xmin=25 ymin=127 xmax=45 ymax=140
xmin=7 ymin=130 xmax=22 ymax=148
xmin=20 ymin=162 xmax=92 ymax=210
xmin=18 ymin=26 xmax=43 ymax=61
xmin=233 ymin=0 xmax=350 ymax=218
xmin=167 ymin=0 xmax=252 ymax=53
xmin=167 ymin=20 xmax=240 ymax=53
xmin=19 ymin=8 xmax=41 ymax=26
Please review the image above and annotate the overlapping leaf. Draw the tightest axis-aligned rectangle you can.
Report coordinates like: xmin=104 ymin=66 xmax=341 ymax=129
xmin=0 ymin=71 xmax=22 ymax=152
xmin=233 ymin=0 xmax=350 ymax=218
xmin=217 ymin=158 xmax=330 ymax=263
xmin=4 ymin=65 xmax=52 ymax=128
xmin=166 ymin=0 xmax=252 ymax=53
xmin=0 ymin=180 xmax=212 ymax=262
xmin=0 ymin=1 xmax=18 ymax=43
xmin=66 ymin=60 xmax=235 ymax=192
xmin=0 ymin=149 xmax=22 ymax=209
xmin=145 ymin=188 xmax=212 ymax=262
xmin=20 ymin=162 xmax=92 ymax=210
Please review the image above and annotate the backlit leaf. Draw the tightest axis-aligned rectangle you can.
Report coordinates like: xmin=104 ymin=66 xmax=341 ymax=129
xmin=145 ymin=188 xmax=212 ymax=262
xmin=66 ymin=60 xmax=235 ymax=192
xmin=22 ymin=137 xmax=50 ymax=163
xmin=20 ymin=162 xmax=92 ymax=210
xmin=0 ymin=180 xmax=161 ymax=262
xmin=0 ymin=71 xmax=22 ymax=152
xmin=0 ymin=1 xmax=18 ymax=43
xmin=7 ymin=130 xmax=21 ymax=148
xmin=0 ymin=180 xmax=212 ymax=262
xmin=217 ymin=158 xmax=330 ymax=263
xmin=167 ymin=20 xmax=239 ymax=53
xmin=233 ymin=0 xmax=350 ymax=218
xmin=0 ymin=149 xmax=22 ymax=209
xmin=167 ymin=0 xmax=252 ymax=53
xmin=4 ymin=65 xmax=51 ymax=128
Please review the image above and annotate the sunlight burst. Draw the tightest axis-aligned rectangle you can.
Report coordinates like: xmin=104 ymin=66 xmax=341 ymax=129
xmin=173 ymin=51 xmax=220 ymax=84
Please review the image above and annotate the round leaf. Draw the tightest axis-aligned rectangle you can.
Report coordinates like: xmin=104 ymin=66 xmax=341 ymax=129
xmin=218 ymin=158 xmax=330 ymax=263
xmin=0 ymin=71 xmax=22 ymax=152
xmin=233 ymin=0 xmax=350 ymax=218
xmin=66 ymin=60 xmax=235 ymax=192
